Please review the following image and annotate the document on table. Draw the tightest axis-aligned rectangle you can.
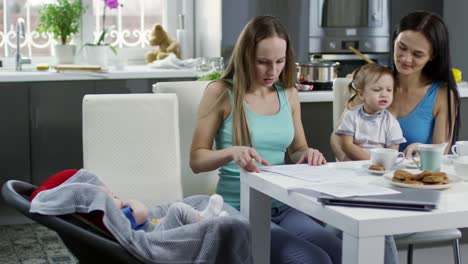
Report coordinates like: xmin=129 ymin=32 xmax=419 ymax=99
xmin=261 ymin=164 xmax=399 ymax=198
xmin=261 ymin=164 xmax=360 ymax=183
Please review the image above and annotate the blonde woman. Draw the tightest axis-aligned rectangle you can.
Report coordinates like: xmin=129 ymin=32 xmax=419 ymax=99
xmin=190 ymin=16 xmax=340 ymax=264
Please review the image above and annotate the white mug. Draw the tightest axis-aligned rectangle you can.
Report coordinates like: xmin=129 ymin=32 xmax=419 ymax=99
xmin=370 ymin=148 xmax=405 ymax=171
xmin=451 ymin=141 xmax=468 ymax=156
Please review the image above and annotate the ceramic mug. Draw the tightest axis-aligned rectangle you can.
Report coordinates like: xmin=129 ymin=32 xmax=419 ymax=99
xmin=370 ymin=148 xmax=405 ymax=171
xmin=451 ymin=141 xmax=468 ymax=156
xmin=408 ymin=143 xmax=447 ymax=172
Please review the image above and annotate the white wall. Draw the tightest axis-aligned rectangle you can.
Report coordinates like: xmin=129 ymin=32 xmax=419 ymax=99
xmin=194 ymin=0 xmax=221 ymax=58
xmin=444 ymin=0 xmax=468 ymax=80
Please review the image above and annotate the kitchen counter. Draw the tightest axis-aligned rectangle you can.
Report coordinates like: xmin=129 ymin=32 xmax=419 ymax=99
xmin=299 ymin=82 xmax=468 ymax=102
xmin=0 ymin=65 xmax=199 ymax=82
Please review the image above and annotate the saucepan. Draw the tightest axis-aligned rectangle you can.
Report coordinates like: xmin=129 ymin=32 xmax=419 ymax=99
xmin=296 ymin=57 xmax=339 ymax=90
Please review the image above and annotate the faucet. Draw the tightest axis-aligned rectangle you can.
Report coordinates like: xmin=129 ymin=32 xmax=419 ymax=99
xmin=15 ymin=18 xmax=31 ymax=71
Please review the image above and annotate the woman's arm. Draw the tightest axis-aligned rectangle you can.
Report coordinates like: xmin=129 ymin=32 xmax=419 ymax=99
xmin=286 ymin=88 xmax=326 ymax=165
xmin=190 ymin=82 xmax=267 ymax=173
xmin=340 ymin=135 xmax=369 ymax=160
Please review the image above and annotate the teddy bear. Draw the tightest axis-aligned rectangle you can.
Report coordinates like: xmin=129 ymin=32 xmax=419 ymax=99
xmin=145 ymin=23 xmax=180 ymax=63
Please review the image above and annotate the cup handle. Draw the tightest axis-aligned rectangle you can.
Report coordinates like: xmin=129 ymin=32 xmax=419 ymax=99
xmin=408 ymin=148 xmax=422 ymax=170
xmin=395 ymin=152 xmax=405 ymax=166
xmin=451 ymin=145 xmax=458 ymax=155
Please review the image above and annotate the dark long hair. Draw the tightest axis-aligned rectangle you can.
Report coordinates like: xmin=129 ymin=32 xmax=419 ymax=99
xmin=391 ymin=11 xmax=460 ymax=146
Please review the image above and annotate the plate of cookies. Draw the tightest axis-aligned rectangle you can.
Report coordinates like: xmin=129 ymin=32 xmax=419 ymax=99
xmin=384 ymin=169 xmax=462 ymax=190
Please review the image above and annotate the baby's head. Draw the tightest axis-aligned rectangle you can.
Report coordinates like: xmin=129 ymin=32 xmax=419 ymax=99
xmin=348 ymin=64 xmax=394 ymax=114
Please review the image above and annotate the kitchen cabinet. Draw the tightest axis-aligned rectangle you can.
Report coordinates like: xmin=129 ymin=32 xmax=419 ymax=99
xmin=300 ymin=102 xmax=334 ymax=161
xmin=0 ymin=84 xmax=31 ymax=219
xmin=4 ymin=77 xmax=197 ymax=186
xmin=0 ymin=84 xmax=31 ymax=185
xmin=95 ymin=79 xmax=156 ymax=94
xmin=29 ymin=81 xmax=95 ymax=185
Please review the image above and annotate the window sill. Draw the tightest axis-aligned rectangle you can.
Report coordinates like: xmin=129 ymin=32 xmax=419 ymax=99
xmin=0 ymin=65 xmax=198 ymax=82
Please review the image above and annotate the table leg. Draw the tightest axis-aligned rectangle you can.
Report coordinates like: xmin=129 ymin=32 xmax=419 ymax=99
xmin=240 ymin=179 xmax=271 ymax=264
xmin=342 ymin=232 xmax=385 ymax=264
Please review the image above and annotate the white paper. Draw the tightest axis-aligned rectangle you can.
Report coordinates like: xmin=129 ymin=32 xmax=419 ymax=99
xmin=287 ymin=182 xmax=400 ymax=198
xmin=260 ymin=164 xmax=360 ymax=183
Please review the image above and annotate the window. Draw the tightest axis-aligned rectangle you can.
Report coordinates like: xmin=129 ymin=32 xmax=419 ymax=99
xmin=87 ymin=0 xmax=163 ymax=48
xmin=0 ymin=0 xmax=173 ymax=63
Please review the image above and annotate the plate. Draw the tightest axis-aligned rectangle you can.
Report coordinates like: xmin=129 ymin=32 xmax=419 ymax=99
xmin=403 ymin=158 xmax=420 ymax=169
xmin=362 ymin=164 xmax=389 ymax=175
xmin=443 ymin=154 xmax=457 ymax=165
xmin=383 ymin=169 xmax=462 ymax=190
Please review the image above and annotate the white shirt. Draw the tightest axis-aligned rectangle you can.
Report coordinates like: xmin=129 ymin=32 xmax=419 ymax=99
xmin=335 ymin=104 xmax=406 ymax=152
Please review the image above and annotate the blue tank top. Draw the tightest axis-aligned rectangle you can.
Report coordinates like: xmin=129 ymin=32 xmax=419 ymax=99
xmin=397 ymin=82 xmax=440 ymax=151
xmin=215 ymin=82 xmax=294 ymax=210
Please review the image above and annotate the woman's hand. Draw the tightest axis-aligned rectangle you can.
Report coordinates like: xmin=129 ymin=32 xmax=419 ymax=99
xmin=231 ymin=146 xmax=269 ymax=172
xmin=296 ymin=148 xmax=327 ymax=166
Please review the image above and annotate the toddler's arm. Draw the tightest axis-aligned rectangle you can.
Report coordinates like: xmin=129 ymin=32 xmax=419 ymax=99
xmin=387 ymin=145 xmax=400 ymax=150
xmin=340 ymin=135 xmax=370 ymax=160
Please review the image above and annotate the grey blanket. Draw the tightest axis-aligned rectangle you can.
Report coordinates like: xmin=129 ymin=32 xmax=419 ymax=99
xmin=30 ymin=169 xmax=252 ymax=264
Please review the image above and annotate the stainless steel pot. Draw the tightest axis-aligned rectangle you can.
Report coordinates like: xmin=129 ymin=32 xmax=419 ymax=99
xmin=296 ymin=60 xmax=340 ymax=89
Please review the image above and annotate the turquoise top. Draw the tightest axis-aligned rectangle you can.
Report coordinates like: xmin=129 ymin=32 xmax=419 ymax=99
xmin=398 ymin=82 xmax=441 ymax=151
xmin=215 ymin=82 xmax=294 ymax=210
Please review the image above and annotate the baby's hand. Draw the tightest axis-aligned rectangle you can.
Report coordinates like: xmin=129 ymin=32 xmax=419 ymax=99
xmin=123 ymin=199 xmax=149 ymax=225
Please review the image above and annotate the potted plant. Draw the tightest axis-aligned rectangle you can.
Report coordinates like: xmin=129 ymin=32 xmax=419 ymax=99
xmin=83 ymin=0 xmax=121 ymax=67
xmin=36 ymin=0 xmax=85 ymax=64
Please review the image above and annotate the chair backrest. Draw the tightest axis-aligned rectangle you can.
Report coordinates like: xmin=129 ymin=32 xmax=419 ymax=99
xmin=332 ymin=77 xmax=353 ymax=129
xmin=82 ymin=94 xmax=182 ymax=208
xmin=1 ymin=180 xmax=142 ymax=264
xmin=153 ymin=81 xmax=218 ymax=197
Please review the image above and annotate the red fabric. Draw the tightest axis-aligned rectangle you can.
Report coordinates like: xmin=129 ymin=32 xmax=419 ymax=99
xmin=30 ymin=169 xmax=110 ymax=234
xmin=30 ymin=169 xmax=79 ymax=201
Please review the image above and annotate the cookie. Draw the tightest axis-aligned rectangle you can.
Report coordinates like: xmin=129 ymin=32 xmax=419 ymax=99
xmin=432 ymin=172 xmax=448 ymax=179
xmin=402 ymin=179 xmax=424 ymax=185
xmin=422 ymin=175 xmax=446 ymax=183
xmin=369 ymin=164 xmax=385 ymax=171
xmin=393 ymin=170 xmax=415 ymax=180
xmin=414 ymin=170 xmax=433 ymax=181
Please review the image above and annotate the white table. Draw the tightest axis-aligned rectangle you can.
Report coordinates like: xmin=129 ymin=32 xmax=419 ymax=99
xmin=240 ymin=161 xmax=468 ymax=264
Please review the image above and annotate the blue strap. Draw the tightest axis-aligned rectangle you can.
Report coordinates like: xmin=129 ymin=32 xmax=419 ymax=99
xmin=121 ymin=207 xmax=146 ymax=230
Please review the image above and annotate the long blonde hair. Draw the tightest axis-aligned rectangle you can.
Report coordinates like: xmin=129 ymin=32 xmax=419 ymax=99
xmin=346 ymin=63 xmax=394 ymax=109
xmin=219 ymin=15 xmax=296 ymax=146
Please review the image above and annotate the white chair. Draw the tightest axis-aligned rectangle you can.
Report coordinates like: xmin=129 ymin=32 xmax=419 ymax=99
xmin=332 ymin=77 xmax=462 ymax=264
xmin=82 ymin=93 xmax=183 ymax=208
xmin=153 ymin=81 xmax=218 ymax=197
xmin=332 ymin=77 xmax=352 ymax=130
